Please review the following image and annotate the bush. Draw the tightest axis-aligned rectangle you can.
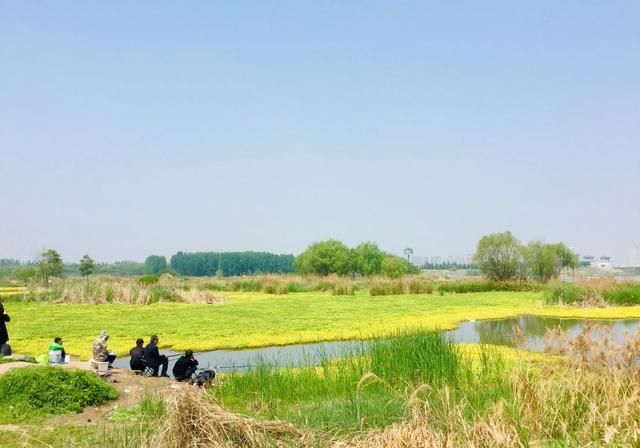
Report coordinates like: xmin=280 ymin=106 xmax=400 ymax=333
xmin=381 ymin=256 xmax=410 ymax=279
xmin=332 ymin=281 xmax=355 ymax=296
xmin=261 ymin=280 xmax=288 ymax=295
xmin=407 ymin=279 xmax=434 ymax=294
xmin=230 ymin=280 xmax=262 ymax=292
xmin=601 ymin=283 xmax=640 ymax=305
xmin=148 ymin=285 xmax=178 ymax=303
xmin=137 ymin=275 xmax=160 ymax=285
xmin=286 ymin=282 xmax=308 ymax=293
xmin=0 ymin=367 xmax=118 ymax=422
xmin=544 ymin=283 xmax=584 ymax=305
xmin=198 ymin=282 xmax=229 ymax=292
xmin=370 ymin=281 xmax=405 ymax=296
xmin=544 ymin=282 xmax=640 ymax=306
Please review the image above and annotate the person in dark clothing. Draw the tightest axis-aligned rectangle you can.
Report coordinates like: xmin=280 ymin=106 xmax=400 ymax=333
xmin=0 ymin=303 xmax=10 ymax=356
xmin=143 ymin=335 xmax=168 ymax=377
xmin=129 ymin=338 xmax=147 ymax=372
xmin=172 ymin=349 xmax=199 ymax=381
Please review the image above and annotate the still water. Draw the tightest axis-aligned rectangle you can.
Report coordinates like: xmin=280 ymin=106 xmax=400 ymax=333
xmin=112 ymin=316 xmax=640 ymax=372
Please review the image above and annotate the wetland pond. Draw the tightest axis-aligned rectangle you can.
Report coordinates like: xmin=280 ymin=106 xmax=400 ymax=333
xmin=113 ymin=316 xmax=640 ymax=372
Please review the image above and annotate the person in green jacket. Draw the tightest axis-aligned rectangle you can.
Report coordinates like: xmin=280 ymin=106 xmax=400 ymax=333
xmin=49 ymin=337 xmax=66 ymax=363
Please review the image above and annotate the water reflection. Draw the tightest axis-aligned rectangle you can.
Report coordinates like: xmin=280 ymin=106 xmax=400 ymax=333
xmin=446 ymin=316 xmax=640 ymax=351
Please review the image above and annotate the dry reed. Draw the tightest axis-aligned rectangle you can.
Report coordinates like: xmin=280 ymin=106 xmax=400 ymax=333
xmin=144 ymin=389 xmax=312 ymax=448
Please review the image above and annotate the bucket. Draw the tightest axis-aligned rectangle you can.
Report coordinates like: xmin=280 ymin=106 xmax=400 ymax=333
xmin=97 ymin=362 xmax=109 ymax=372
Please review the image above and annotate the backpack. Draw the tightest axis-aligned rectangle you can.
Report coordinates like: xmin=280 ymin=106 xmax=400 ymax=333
xmin=0 ymin=343 xmax=11 ymax=356
xmin=188 ymin=368 xmax=216 ymax=388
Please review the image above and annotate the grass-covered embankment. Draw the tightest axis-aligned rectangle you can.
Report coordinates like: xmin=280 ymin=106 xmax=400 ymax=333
xmin=0 ymin=367 xmax=118 ymax=423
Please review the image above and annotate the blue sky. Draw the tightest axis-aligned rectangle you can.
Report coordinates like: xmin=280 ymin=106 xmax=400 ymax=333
xmin=1 ymin=1 xmax=639 ymax=263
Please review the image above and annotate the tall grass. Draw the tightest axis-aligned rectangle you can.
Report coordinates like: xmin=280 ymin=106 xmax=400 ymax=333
xmin=544 ymin=280 xmax=640 ymax=306
xmin=213 ymin=330 xmax=512 ymax=432
xmin=141 ymin=339 xmax=640 ymax=447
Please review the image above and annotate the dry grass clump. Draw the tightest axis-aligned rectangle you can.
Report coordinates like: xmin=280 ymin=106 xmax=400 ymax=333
xmin=178 ymin=287 xmax=227 ymax=305
xmin=545 ymin=323 xmax=640 ymax=372
xmin=53 ymin=279 xmax=152 ymax=304
xmin=369 ymin=280 xmax=405 ymax=296
xmin=345 ymin=365 xmax=640 ymax=447
xmin=32 ymin=277 xmax=226 ymax=305
xmin=144 ymin=389 xmax=312 ymax=448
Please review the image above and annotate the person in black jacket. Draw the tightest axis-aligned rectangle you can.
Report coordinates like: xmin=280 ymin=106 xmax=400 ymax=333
xmin=143 ymin=335 xmax=168 ymax=377
xmin=129 ymin=338 xmax=146 ymax=373
xmin=172 ymin=350 xmax=199 ymax=381
xmin=0 ymin=303 xmax=10 ymax=356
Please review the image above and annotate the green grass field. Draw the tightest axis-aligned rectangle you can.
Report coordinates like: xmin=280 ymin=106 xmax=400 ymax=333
xmin=5 ymin=290 xmax=640 ymax=359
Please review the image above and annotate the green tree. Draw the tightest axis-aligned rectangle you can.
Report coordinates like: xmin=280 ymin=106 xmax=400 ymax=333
xmin=79 ymin=255 xmax=96 ymax=282
xmin=550 ymin=243 xmax=580 ymax=273
xmin=14 ymin=266 xmax=39 ymax=284
xmin=473 ymin=232 xmax=525 ymax=281
xmin=352 ymin=241 xmax=386 ymax=275
xmin=37 ymin=249 xmax=64 ymax=287
xmin=144 ymin=255 xmax=167 ymax=275
xmin=526 ymin=242 xmax=579 ymax=282
xmin=294 ymin=239 xmax=352 ymax=276
xmin=524 ymin=242 xmax=557 ymax=282
xmin=381 ymin=256 xmax=410 ymax=279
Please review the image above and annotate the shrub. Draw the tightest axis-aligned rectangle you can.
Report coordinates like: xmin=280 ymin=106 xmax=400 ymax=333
xmin=407 ymin=279 xmax=434 ymax=294
xmin=261 ymin=280 xmax=288 ymax=295
xmin=230 ymin=280 xmax=262 ymax=292
xmin=332 ymin=281 xmax=355 ymax=296
xmin=137 ymin=275 xmax=160 ymax=285
xmin=601 ymin=283 xmax=640 ymax=305
xmin=198 ymin=282 xmax=229 ymax=292
xmin=0 ymin=367 xmax=118 ymax=422
xmin=381 ymin=256 xmax=410 ymax=279
xmin=370 ymin=281 xmax=405 ymax=296
xmin=286 ymin=282 xmax=307 ymax=293
xmin=544 ymin=283 xmax=584 ymax=305
xmin=148 ymin=285 xmax=178 ymax=303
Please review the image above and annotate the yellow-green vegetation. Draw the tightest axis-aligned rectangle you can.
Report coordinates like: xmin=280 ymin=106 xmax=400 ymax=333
xmin=0 ymin=286 xmax=25 ymax=296
xmin=6 ymin=289 xmax=640 ymax=359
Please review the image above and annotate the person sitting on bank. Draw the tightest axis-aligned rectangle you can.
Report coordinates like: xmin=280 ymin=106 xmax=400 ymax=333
xmin=92 ymin=331 xmax=116 ymax=367
xmin=172 ymin=349 xmax=199 ymax=381
xmin=129 ymin=338 xmax=147 ymax=373
xmin=49 ymin=337 xmax=66 ymax=363
xmin=144 ymin=335 xmax=169 ymax=377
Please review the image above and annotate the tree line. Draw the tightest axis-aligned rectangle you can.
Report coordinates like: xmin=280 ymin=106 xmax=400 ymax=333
xmin=170 ymin=252 xmax=295 ymax=276
xmin=294 ymin=240 xmax=419 ymax=278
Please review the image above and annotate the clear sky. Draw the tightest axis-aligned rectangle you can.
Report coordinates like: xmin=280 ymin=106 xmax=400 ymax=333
xmin=1 ymin=2 xmax=639 ymax=264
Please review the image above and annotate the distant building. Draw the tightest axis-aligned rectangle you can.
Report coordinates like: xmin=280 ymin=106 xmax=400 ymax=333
xmin=591 ymin=256 xmax=612 ymax=269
